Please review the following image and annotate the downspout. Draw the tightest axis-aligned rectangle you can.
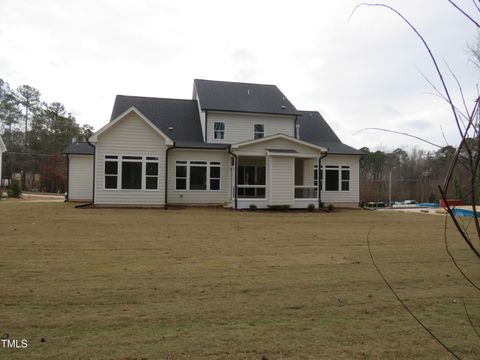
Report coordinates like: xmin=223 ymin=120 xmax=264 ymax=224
xmin=65 ymin=154 xmax=69 ymax=202
xmin=318 ymin=152 xmax=328 ymax=208
xmin=294 ymin=116 xmax=298 ymax=139
xmin=75 ymin=140 xmax=96 ymax=208
xmin=227 ymin=145 xmax=238 ymax=209
xmin=165 ymin=142 xmax=176 ymax=209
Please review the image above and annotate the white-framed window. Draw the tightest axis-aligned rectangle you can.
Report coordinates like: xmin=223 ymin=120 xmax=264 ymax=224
xmin=254 ymin=124 xmax=264 ymax=139
xmin=314 ymin=165 xmax=350 ymax=192
xmin=214 ymin=122 xmax=225 ymax=140
xmin=104 ymin=155 xmax=160 ymax=191
xmin=121 ymin=156 xmax=142 ymax=190
xmin=105 ymin=155 xmax=119 ymax=189
xmin=146 ymin=156 xmax=159 ymax=190
xmin=175 ymin=161 xmax=187 ymax=190
xmin=210 ymin=162 xmax=221 ymax=190
xmin=175 ymin=160 xmax=221 ymax=191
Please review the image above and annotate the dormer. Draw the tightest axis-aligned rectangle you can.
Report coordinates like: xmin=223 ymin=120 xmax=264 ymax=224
xmin=193 ymin=79 xmax=300 ymax=144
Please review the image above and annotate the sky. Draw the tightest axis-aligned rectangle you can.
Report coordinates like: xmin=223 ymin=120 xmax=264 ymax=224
xmin=1 ymin=0 xmax=479 ymax=152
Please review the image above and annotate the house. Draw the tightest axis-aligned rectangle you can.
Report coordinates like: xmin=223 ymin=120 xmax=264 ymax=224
xmin=63 ymin=79 xmax=362 ymax=208
xmin=0 ymin=134 xmax=6 ymax=186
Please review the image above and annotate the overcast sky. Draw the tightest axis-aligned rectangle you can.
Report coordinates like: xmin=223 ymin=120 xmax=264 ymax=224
xmin=1 ymin=0 xmax=479 ymax=152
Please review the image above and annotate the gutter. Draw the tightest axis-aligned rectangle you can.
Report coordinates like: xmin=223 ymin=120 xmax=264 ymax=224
xmin=75 ymin=140 xmax=96 ymax=208
xmin=165 ymin=142 xmax=176 ymax=209
xmin=318 ymin=152 xmax=328 ymax=208
xmin=227 ymin=145 xmax=238 ymax=209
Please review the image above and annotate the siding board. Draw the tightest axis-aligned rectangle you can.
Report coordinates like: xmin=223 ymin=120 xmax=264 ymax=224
xmin=68 ymin=155 xmax=93 ymax=201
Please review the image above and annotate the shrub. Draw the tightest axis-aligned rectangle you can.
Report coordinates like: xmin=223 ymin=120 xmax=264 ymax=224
xmin=327 ymin=203 xmax=335 ymax=212
xmin=249 ymin=204 xmax=258 ymax=211
xmin=307 ymin=203 xmax=316 ymax=212
xmin=319 ymin=201 xmax=325 ymax=208
xmin=7 ymin=181 xmax=22 ymax=198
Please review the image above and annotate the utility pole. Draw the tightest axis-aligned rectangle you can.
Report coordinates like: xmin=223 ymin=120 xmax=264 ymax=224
xmin=389 ymin=171 xmax=392 ymax=207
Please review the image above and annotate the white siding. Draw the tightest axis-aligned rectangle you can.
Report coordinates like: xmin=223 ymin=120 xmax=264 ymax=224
xmin=207 ymin=111 xmax=295 ymax=144
xmin=167 ymin=149 xmax=232 ymax=205
xmin=94 ymin=112 xmax=167 ymax=206
xmin=268 ymin=156 xmax=295 ymax=206
xmin=68 ymin=155 xmax=93 ymax=201
xmin=321 ymin=154 xmax=360 ymax=206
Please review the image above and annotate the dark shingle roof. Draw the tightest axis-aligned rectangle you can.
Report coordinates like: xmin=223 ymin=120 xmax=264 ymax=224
xmin=194 ymin=79 xmax=300 ymax=116
xmin=111 ymin=95 xmax=204 ymax=142
xmin=298 ymin=111 xmax=362 ymax=155
xmin=63 ymin=142 xmax=94 ymax=155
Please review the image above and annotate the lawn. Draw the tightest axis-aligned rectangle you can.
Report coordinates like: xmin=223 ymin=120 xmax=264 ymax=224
xmin=0 ymin=201 xmax=479 ymax=359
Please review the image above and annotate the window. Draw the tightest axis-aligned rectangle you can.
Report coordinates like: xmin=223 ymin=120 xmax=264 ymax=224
xmin=104 ymin=155 xmax=160 ymax=191
xmin=176 ymin=161 xmax=187 ymax=190
xmin=214 ymin=122 xmax=225 ymax=140
xmin=190 ymin=161 xmax=207 ymax=190
xmin=238 ymin=165 xmax=266 ymax=198
xmin=316 ymin=165 xmax=350 ymax=192
xmin=105 ymin=156 xmax=118 ymax=189
xmin=325 ymin=166 xmax=339 ymax=191
xmin=254 ymin=124 xmax=264 ymax=139
xmin=121 ymin=156 xmax=142 ymax=189
xmin=341 ymin=166 xmax=350 ymax=191
xmin=210 ymin=162 xmax=221 ymax=190
xmin=175 ymin=160 xmax=221 ymax=191
xmin=146 ymin=157 xmax=159 ymax=190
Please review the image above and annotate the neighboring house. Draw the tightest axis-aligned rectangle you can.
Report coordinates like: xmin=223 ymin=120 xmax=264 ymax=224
xmin=0 ymin=135 xmax=6 ymax=187
xmin=63 ymin=79 xmax=362 ymax=208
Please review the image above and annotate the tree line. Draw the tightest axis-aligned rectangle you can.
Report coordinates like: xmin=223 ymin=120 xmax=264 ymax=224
xmin=0 ymin=79 xmax=94 ymax=193
xmin=360 ymin=144 xmax=470 ymax=204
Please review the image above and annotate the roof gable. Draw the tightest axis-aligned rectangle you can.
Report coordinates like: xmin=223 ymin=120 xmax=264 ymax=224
xmin=90 ymin=107 xmax=173 ymax=145
xmin=232 ymin=133 xmax=327 ymax=152
xmin=194 ymin=79 xmax=300 ymax=116
xmin=110 ymin=95 xmax=203 ymax=142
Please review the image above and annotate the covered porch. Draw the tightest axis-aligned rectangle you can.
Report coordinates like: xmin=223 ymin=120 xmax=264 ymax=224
xmin=230 ymin=134 xmax=326 ymax=209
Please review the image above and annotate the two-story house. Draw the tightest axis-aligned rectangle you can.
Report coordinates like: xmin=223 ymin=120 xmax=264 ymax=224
xmin=63 ymin=79 xmax=362 ymax=208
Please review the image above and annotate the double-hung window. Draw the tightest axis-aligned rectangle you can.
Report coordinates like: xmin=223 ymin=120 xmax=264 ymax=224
xmin=254 ymin=124 xmax=264 ymax=139
xmin=146 ymin=157 xmax=159 ymax=190
xmin=105 ymin=156 xmax=119 ymax=189
xmin=175 ymin=161 xmax=221 ymax=191
xmin=341 ymin=166 xmax=350 ymax=191
xmin=214 ymin=122 xmax=225 ymax=140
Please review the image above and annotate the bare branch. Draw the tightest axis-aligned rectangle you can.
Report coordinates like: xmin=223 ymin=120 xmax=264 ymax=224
xmin=356 ymin=127 xmax=442 ymax=148
xmin=462 ymin=298 xmax=480 ymax=339
xmin=448 ymin=0 xmax=480 ymax=28
xmin=443 ymin=216 xmax=480 ymax=290
xmin=366 ymin=226 xmax=462 ymax=359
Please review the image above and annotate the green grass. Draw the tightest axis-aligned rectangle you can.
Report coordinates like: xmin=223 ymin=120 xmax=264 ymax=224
xmin=0 ymin=202 xmax=479 ymax=359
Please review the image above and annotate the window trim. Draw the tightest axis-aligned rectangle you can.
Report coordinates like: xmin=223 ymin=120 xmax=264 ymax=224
xmin=213 ymin=122 xmax=225 ymax=140
xmin=103 ymin=154 xmax=160 ymax=192
xmin=314 ymin=164 xmax=351 ymax=192
xmin=254 ymin=124 xmax=264 ymax=139
xmin=175 ymin=160 xmax=222 ymax=192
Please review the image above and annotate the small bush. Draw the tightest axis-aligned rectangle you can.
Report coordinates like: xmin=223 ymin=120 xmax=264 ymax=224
xmin=307 ymin=203 xmax=316 ymax=212
xmin=249 ymin=204 xmax=258 ymax=211
xmin=319 ymin=201 xmax=325 ymax=208
xmin=7 ymin=181 xmax=22 ymax=198
xmin=327 ymin=203 xmax=335 ymax=212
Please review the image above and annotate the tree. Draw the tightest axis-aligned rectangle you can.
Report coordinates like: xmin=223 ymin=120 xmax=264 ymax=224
xmin=16 ymin=85 xmax=40 ymax=151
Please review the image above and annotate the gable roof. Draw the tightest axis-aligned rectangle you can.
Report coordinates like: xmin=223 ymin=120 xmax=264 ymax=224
xmin=63 ymin=141 xmax=94 ymax=155
xmin=298 ymin=111 xmax=363 ymax=155
xmin=232 ymin=133 xmax=328 ymax=152
xmin=194 ymin=79 xmax=301 ymax=116
xmin=90 ymin=106 xmax=173 ymax=144
xmin=110 ymin=95 xmax=204 ymax=142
